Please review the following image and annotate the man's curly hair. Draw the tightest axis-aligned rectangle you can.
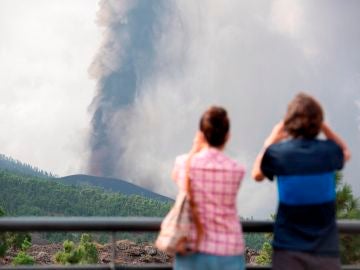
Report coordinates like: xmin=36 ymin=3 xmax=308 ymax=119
xmin=284 ymin=93 xmax=324 ymax=139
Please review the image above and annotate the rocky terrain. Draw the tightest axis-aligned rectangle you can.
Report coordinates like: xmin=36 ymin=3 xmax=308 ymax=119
xmin=0 ymin=240 xmax=259 ymax=266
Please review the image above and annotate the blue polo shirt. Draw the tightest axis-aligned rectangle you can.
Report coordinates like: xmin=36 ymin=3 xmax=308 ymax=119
xmin=261 ymin=139 xmax=344 ymax=256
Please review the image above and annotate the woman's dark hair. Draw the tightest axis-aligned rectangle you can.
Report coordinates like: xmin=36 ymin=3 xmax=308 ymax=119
xmin=284 ymin=92 xmax=324 ymax=139
xmin=200 ymin=106 xmax=230 ymax=147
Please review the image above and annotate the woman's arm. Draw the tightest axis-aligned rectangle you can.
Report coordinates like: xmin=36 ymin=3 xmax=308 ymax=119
xmin=252 ymin=122 xmax=288 ymax=181
xmin=321 ymin=123 xmax=351 ymax=162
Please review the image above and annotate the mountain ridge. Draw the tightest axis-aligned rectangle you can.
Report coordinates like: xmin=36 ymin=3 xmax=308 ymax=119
xmin=57 ymin=174 xmax=173 ymax=203
xmin=0 ymin=152 xmax=172 ymax=203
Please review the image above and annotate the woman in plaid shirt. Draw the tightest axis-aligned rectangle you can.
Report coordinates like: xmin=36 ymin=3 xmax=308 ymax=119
xmin=172 ymin=106 xmax=246 ymax=270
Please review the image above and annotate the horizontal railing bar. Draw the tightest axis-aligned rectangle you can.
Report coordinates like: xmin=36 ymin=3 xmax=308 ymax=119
xmin=242 ymin=220 xmax=273 ymax=233
xmin=0 ymin=217 xmax=359 ymax=233
xmin=0 ymin=265 xmax=175 ymax=270
xmin=0 ymin=266 xmax=112 ymax=270
xmin=0 ymin=265 xmax=268 ymax=270
xmin=337 ymin=220 xmax=360 ymax=234
xmin=0 ymin=217 xmax=162 ymax=232
xmin=0 ymin=264 xmax=271 ymax=270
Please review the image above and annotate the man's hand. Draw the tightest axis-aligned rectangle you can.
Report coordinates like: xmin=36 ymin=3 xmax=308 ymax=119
xmin=321 ymin=123 xmax=351 ymax=162
xmin=264 ymin=121 xmax=289 ymax=148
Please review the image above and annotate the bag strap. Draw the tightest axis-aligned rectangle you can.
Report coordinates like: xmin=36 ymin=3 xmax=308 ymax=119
xmin=185 ymin=154 xmax=204 ymax=251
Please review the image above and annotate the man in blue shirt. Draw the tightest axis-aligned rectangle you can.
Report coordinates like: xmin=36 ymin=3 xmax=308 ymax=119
xmin=252 ymin=93 xmax=351 ymax=270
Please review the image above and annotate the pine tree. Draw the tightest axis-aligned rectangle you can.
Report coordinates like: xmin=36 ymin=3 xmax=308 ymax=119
xmin=0 ymin=207 xmax=32 ymax=258
xmin=336 ymin=173 xmax=360 ymax=264
xmin=0 ymin=207 xmax=7 ymax=257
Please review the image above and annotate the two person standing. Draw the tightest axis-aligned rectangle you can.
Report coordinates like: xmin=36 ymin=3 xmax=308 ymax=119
xmin=171 ymin=93 xmax=351 ymax=270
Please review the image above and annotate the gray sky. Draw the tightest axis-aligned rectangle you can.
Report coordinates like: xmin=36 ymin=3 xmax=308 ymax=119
xmin=0 ymin=0 xmax=358 ymax=219
xmin=0 ymin=0 xmax=99 ymax=174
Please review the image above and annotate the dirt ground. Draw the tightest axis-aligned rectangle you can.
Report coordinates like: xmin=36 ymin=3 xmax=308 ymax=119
xmin=0 ymin=240 xmax=258 ymax=266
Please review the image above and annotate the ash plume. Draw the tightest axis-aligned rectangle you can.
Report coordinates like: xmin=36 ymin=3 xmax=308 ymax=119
xmin=87 ymin=0 xmax=170 ymax=178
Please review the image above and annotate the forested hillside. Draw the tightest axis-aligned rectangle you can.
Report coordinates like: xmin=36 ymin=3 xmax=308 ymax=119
xmin=0 ymin=153 xmax=172 ymax=203
xmin=0 ymin=170 xmax=171 ymax=217
xmin=0 ymin=154 xmax=55 ymax=179
xmin=57 ymin=174 xmax=172 ymax=203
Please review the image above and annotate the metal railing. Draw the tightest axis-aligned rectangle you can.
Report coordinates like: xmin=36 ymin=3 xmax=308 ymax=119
xmin=0 ymin=217 xmax=359 ymax=270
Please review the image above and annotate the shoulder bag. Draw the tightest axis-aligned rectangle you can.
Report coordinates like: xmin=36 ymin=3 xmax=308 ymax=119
xmin=155 ymin=155 xmax=203 ymax=255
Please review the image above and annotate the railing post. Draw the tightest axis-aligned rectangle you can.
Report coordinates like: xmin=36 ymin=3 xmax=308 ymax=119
xmin=111 ymin=231 xmax=117 ymax=270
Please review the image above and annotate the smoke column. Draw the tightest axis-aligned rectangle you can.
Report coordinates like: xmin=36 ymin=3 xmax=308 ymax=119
xmin=88 ymin=0 xmax=170 ymax=177
xmin=88 ymin=0 xmax=360 ymax=218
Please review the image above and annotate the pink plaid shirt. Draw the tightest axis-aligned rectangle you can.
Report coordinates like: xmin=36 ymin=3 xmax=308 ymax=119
xmin=173 ymin=148 xmax=245 ymax=256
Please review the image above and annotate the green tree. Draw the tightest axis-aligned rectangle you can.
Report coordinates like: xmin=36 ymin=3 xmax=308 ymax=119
xmin=78 ymin=234 xmax=98 ymax=264
xmin=55 ymin=240 xmax=83 ymax=264
xmin=12 ymin=238 xmax=35 ymax=266
xmin=336 ymin=173 xmax=360 ymax=264
xmin=55 ymin=234 xmax=98 ymax=265
xmin=0 ymin=207 xmax=31 ymax=258
xmin=255 ymin=241 xmax=272 ymax=265
xmin=0 ymin=206 xmax=7 ymax=257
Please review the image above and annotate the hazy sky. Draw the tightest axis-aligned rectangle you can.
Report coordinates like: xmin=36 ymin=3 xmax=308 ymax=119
xmin=0 ymin=1 xmax=359 ymax=219
xmin=0 ymin=0 xmax=99 ymax=174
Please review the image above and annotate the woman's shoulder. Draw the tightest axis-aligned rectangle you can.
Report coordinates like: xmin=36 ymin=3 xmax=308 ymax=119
xmin=223 ymin=155 xmax=246 ymax=173
xmin=174 ymin=153 xmax=191 ymax=169
xmin=216 ymin=150 xmax=245 ymax=170
xmin=193 ymin=149 xmax=246 ymax=173
xmin=175 ymin=153 xmax=188 ymax=163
